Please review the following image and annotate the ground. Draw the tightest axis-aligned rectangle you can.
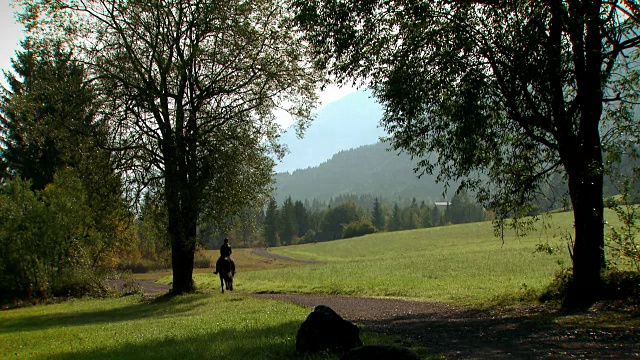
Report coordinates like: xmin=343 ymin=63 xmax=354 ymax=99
xmin=108 ymin=249 xmax=640 ymax=359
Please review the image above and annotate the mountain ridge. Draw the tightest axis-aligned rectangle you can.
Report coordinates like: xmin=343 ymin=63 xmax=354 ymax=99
xmin=275 ymin=90 xmax=386 ymax=173
xmin=273 ymin=142 xmax=455 ymax=205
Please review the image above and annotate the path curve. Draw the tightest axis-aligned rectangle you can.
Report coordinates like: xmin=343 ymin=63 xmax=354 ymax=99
xmin=251 ymin=247 xmax=322 ymax=264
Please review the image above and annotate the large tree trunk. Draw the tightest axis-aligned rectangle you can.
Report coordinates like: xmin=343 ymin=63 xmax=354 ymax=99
xmin=565 ymin=150 xmax=605 ymax=308
xmin=164 ymin=141 xmax=198 ymax=295
xmin=559 ymin=0 xmax=606 ymax=309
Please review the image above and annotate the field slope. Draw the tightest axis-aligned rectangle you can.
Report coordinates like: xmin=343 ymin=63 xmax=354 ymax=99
xmin=228 ymin=212 xmax=582 ymax=305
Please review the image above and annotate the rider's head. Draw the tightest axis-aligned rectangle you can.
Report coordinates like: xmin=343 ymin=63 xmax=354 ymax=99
xmin=224 ymin=238 xmax=229 ymax=244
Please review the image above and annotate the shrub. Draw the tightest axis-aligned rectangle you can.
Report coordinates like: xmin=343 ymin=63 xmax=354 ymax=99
xmin=539 ymin=267 xmax=640 ymax=303
xmin=116 ymin=259 xmax=169 ymax=273
xmin=194 ymin=253 xmax=213 ymax=268
xmin=343 ymin=221 xmax=376 ymax=239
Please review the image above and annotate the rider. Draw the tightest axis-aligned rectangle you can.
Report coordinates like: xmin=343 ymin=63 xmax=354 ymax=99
xmin=214 ymin=238 xmax=235 ymax=275
xmin=220 ymin=238 xmax=232 ymax=258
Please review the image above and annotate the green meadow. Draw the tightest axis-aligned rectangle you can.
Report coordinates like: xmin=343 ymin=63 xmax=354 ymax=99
xmin=2 ymin=209 xmax=633 ymax=359
xmin=199 ymin=211 xmax=584 ymax=305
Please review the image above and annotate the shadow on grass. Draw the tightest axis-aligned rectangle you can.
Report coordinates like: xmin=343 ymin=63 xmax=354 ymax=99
xmin=359 ymin=306 xmax=640 ymax=359
xmin=39 ymin=320 xmax=336 ymax=360
xmin=0 ymin=294 xmax=209 ymax=334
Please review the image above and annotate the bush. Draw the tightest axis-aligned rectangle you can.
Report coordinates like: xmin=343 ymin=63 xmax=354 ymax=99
xmin=343 ymin=221 xmax=376 ymax=239
xmin=602 ymin=270 xmax=640 ymax=301
xmin=539 ymin=266 xmax=573 ymax=303
xmin=116 ymin=259 xmax=169 ymax=273
xmin=194 ymin=253 xmax=213 ymax=268
xmin=539 ymin=267 xmax=640 ymax=303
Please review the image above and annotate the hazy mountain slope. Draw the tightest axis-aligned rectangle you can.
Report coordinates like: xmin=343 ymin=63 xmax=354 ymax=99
xmin=275 ymin=90 xmax=386 ymax=173
xmin=273 ymin=142 xmax=454 ymax=204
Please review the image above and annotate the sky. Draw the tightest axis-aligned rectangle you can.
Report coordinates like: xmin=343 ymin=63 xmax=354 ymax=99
xmin=0 ymin=1 xmax=356 ymax=128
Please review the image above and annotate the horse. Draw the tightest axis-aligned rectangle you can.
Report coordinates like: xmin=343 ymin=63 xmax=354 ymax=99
xmin=216 ymin=256 xmax=235 ymax=293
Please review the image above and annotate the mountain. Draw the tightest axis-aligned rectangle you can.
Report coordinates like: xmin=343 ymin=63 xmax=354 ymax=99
xmin=275 ymin=89 xmax=386 ymax=173
xmin=273 ymin=142 xmax=457 ymax=205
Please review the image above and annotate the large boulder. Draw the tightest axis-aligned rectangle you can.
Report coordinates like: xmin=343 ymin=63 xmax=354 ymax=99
xmin=296 ymin=305 xmax=362 ymax=354
xmin=340 ymin=344 xmax=421 ymax=360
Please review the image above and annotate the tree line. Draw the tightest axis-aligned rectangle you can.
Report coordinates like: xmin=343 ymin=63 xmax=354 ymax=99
xmin=234 ymin=192 xmax=487 ymax=247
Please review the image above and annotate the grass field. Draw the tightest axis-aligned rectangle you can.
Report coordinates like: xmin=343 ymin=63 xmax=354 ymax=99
xmin=192 ymin=211 xmax=588 ymax=305
xmin=1 ymin=293 xmax=418 ymax=360
xmin=2 ymin=209 xmax=634 ymax=359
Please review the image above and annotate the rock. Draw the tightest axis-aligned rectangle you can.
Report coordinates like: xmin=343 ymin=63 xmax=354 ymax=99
xmin=340 ymin=344 xmax=421 ymax=360
xmin=296 ymin=305 xmax=362 ymax=354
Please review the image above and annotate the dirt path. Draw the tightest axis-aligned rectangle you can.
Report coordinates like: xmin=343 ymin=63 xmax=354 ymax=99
xmin=250 ymin=293 xmax=639 ymax=359
xmin=108 ymin=249 xmax=639 ymax=359
xmin=251 ymin=247 xmax=322 ymax=264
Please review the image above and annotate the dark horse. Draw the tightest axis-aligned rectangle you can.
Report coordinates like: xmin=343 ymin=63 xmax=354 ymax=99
xmin=216 ymin=256 xmax=235 ymax=293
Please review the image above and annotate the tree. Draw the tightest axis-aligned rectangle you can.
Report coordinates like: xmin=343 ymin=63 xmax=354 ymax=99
xmin=294 ymin=200 xmax=309 ymax=236
xmin=264 ymin=197 xmax=280 ymax=247
xmin=445 ymin=192 xmax=484 ymax=224
xmin=1 ymin=38 xmax=135 ymax=299
xmin=388 ymin=203 xmax=403 ymax=231
xmin=371 ymin=197 xmax=386 ymax=231
xmin=293 ymin=0 xmax=640 ymax=307
xmin=279 ymin=197 xmax=297 ymax=245
xmin=1 ymin=39 xmax=96 ymax=190
xmin=321 ymin=201 xmax=362 ymax=239
xmin=22 ymin=0 xmax=319 ymax=293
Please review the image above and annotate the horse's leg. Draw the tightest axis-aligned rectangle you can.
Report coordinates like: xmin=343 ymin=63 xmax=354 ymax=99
xmin=220 ymin=274 xmax=224 ymax=293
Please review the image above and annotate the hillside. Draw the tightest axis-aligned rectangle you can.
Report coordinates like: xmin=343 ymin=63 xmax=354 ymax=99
xmin=273 ymin=142 xmax=456 ymax=204
xmin=275 ymin=90 xmax=386 ymax=173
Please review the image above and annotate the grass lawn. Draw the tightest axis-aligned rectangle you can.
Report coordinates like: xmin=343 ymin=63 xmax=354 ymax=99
xmin=2 ymin=293 xmax=414 ymax=360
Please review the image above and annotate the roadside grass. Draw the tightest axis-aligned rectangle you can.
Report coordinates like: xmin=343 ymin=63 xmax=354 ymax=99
xmin=206 ymin=210 xmax=629 ymax=306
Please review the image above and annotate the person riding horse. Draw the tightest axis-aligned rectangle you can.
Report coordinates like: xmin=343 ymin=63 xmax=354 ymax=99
xmin=214 ymin=238 xmax=235 ymax=276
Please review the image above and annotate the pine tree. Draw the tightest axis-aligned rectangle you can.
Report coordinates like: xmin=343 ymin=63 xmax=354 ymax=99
xmin=371 ymin=197 xmax=386 ymax=231
xmin=264 ymin=198 xmax=279 ymax=247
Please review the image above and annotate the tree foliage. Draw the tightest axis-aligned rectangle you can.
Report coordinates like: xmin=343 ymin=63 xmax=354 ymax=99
xmin=0 ymin=39 xmax=135 ymax=302
xmin=293 ymin=0 xmax=640 ymax=306
xmin=20 ymin=0 xmax=320 ymax=293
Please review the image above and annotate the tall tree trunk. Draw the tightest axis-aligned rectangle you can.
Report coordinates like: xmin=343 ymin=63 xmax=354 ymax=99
xmin=560 ymin=0 xmax=606 ymax=309
xmin=164 ymin=142 xmax=197 ymax=295
xmin=565 ymin=148 xmax=605 ymax=308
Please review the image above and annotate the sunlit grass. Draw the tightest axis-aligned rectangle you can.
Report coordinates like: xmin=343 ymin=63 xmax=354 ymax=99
xmin=223 ymin=210 xmax=629 ymax=305
xmin=0 ymin=295 xmax=330 ymax=360
xmin=0 ymin=294 xmax=436 ymax=360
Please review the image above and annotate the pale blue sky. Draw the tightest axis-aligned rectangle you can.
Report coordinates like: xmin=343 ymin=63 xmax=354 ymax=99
xmin=1 ymin=1 xmax=24 ymax=85
xmin=0 ymin=1 xmax=355 ymax=127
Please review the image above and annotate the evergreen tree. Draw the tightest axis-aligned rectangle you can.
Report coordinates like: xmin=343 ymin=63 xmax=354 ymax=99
xmin=294 ymin=200 xmax=309 ymax=237
xmin=430 ymin=206 xmax=442 ymax=227
xmin=388 ymin=203 xmax=402 ymax=231
xmin=279 ymin=197 xmax=297 ymax=245
xmin=371 ymin=197 xmax=386 ymax=231
xmin=264 ymin=198 xmax=279 ymax=247
xmin=1 ymin=40 xmax=96 ymax=190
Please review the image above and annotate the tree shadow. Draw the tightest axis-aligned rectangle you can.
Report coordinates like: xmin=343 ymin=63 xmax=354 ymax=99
xmin=0 ymin=294 xmax=209 ymax=334
xmin=358 ymin=307 xmax=640 ymax=359
xmin=38 ymin=320 xmax=335 ymax=360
